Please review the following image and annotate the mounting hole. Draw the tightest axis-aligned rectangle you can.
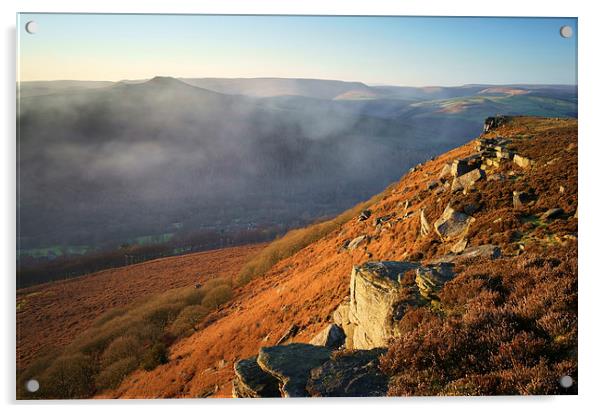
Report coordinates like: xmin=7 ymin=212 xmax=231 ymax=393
xmin=559 ymin=375 xmax=574 ymax=388
xmin=25 ymin=21 xmax=37 ymax=34
xmin=26 ymin=379 xmax=39 ymax=393
xmin=559 ymin=25 xmax=573 ymax=38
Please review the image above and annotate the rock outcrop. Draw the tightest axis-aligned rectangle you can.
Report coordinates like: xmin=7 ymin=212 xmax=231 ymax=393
xmin=232 ymin=356 xmax=281 ymax=398
xmin=256 ymin=344 xmax=333 ymax=397
xmin=348 ymin=261 xmax=421 ymax=349
xmin=483 ymin=115 xmax=510 ymax=132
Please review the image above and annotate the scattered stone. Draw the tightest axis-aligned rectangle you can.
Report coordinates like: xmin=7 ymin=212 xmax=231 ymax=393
xmin=347 ymin=235 xmax=368 ymax=250
xmin=429 ymin=244 xmax=501 ymax=264
xmin=513 ymin=154 xmax=532 ymax=168
xmin=439 ymin=163 xmax=452 ymax=180
xmin=420 ymin=209 xmax=431 ymax=237
xmin=451 ymin=169 xmax=485 ymax=192
xmin=257 ymin=344 xmax=333 ymax=397
xmin=275 ymin=324 xmax=299 ymax=345
xmin=358 ymin=210 xmax=371 ymax=222
xmin=307 ymin=349 xmax=389 ymax=397
xmin=415 ymin=263 xmax=456 ymax=298
xmin=487 ymin=173 xmax=505 ymax=182
xmin=338 ymin=239 xmax=351 ymax=253
xmin=513 ymin=191 xmax=531 ymax=209
xmin=451 ymin=158 xmax=478 ymax=177
xmin=374 ymin=214 xmax=394 ymax=226
xmin=309 ymin=324 xmax=345 ymax=349
xmin=232 ymin=356 xmax=281 ymax=398
xmin=496 ymin=149 xmax=514 ymax=160
xmin=434 ymin=204 xmax=475 ymax=241
xmin=541 ymin=208 xmax=564 ymax=221
xmin=451 ymin=238 xmax=468 ymax=253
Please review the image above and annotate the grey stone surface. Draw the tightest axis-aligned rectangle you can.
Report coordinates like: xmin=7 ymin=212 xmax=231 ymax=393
xmin=349 ymin=261 xmax=420 ymax=349
xmin=257 ymin=344 xmax=333 ymax=397
xmin=306 ymin=349 xmax=389 ymax=397
xmin=451 ymin=168 xmax=485 ymax=192
xmin=415 ymin=263 xmax=456 ymax=298
xmin=232 ymin=356 xmax=281 ymax=398
xmin=434 ymin=204 xmax=475 ymax=241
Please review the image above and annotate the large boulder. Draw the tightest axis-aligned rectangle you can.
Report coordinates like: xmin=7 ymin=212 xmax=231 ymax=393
xmin=309 ymin=324 xmax=345 ymax=349
xmin=257 ymin=344 xmax=333 ymax=397
xmin=434 ymin=204 xmax=475 ymax=241
xmin=232 ymin=356 xmax=281 ymax=398
xmin=306 ymin=349 xmax=389 ymax=397
xmin=348 ymin=261 xmax=420 ymax=349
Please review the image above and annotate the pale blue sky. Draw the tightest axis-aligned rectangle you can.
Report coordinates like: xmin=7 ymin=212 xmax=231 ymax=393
xmin=17 ymin=14 xmax=577 ymax=86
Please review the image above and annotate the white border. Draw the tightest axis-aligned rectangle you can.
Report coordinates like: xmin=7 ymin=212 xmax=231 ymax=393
xmin=2 ymin=1 xmax=601 ymax=412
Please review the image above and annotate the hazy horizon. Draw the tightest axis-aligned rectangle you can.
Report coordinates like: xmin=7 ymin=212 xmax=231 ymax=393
xmin=18 ymin=76 xmax=578 ymax=88
xmin=18 ymin=14 xmax=577 ymax=86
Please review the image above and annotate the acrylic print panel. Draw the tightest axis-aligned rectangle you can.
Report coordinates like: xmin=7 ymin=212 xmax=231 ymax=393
xmin=16 ymin=14 xmax=577 ymax=399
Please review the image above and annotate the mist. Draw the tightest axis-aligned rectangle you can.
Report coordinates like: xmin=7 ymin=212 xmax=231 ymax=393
xmin=17 ymin=77 xmax=575 ymax=250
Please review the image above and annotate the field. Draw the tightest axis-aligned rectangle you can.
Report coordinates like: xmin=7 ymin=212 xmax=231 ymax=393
xmin=16 ymin=243 xmax=265 ymax=370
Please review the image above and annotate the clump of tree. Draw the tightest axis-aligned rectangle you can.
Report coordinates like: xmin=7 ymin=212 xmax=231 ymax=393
xmin=18 ymin=226 xmax=283 ymax=288
xmin=17 ymin=278 xmax=233 ymax=399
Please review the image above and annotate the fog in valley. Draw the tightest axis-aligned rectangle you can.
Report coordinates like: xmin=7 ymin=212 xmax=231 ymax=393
xmin=17 ymin=77 xmax=577 ymax=253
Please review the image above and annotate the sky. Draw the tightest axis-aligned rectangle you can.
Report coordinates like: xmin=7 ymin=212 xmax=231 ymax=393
xmin=17 ymin=14 xmax=577 ymax=86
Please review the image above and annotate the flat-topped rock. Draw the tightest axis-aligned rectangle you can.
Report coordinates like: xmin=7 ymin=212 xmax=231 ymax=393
xmin=307 ymin=349 xmax=389 ymax=397
xmin=232 ymin=356 xmax=281 ymax=398
xmin=257 ymin=344 xmax=333 ymax=397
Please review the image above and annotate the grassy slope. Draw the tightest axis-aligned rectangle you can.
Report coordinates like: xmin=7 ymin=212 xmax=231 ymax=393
xmin=102 ymin=117 xmax=575 ymax=398
xmin=16 ymin=244 xmax=265 ymax=370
